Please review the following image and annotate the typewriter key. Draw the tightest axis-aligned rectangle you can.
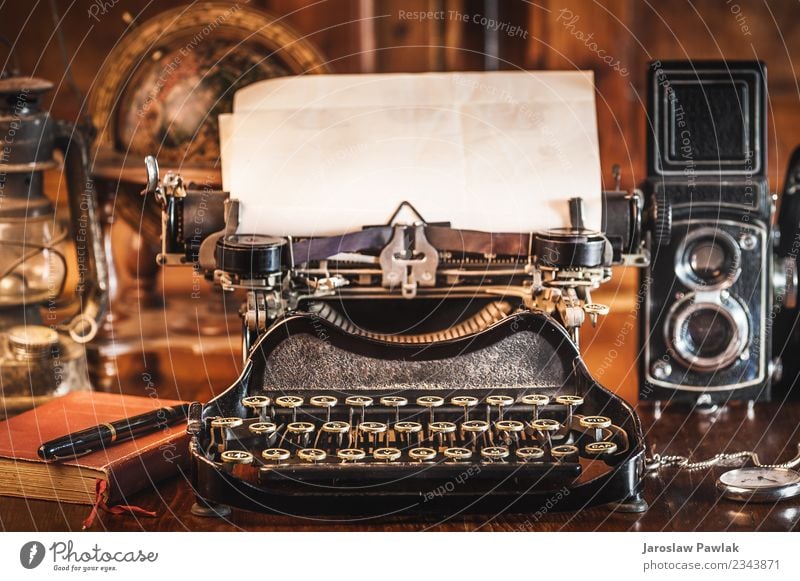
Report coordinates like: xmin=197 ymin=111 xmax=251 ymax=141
xmin=430 ymin=421 xmax=457 ymax=448
xmin=262 ymin=448 xmax=291 ymax=463
xmin=462 ymin=420 xmax=490 ymax=433
xmin=495 ymin=420 xmax=525 ymax=433
xmin=374 ymin=447 xmax=402 ymax=462
xmin=287 ymin=421 xmax=316 ymax=448
xmin=242 ymin=396 xmax=271 ymax=421
xmin=585 ymin=441 xmax=618 ymax=456
xmin=210 ymin=417 xmax=244 ymax=453
xmin=417 ymin=396 xmax=444 ymax=423
xmin=276 ymin=396 xmax=304 ymax=421
xmin=337 ymin=448 xmax=366 ymax=463
xmin=555 ymin=395 xmax=584 ymax=430
xmin=521 ymin=394 xmax=550 ymax=422
xmin=310 ymin=396 xmax=338 ymax=421
xmin=579 ymin=415 xmax=612 ymax=441
xmin=531 ymin=418 xmax=560 ymax=450
xmin=359 ymin=421 xmax=388 ymax=433
xmin=220 ymin=450 xmax=254 ymax=466
xmin=451 ymin=396 xmax=479 ymax=421
xmin=380 ymin=396 xmax=408 ymax=423
xmin=297 ymin=448 xmax=327 ymax=463
xmin=322 ymin=421 xmax=350 ymax=434
xmin=249 ymin=422 xmax=277 ymax=436
xmin=409 ymin=447 xmax=437 ymax=462
xmin=486 ymin=395 xmax=515 ymax=420
xmin=516 ymin=447 xmax=545 ymax=462
xmin=346 ymin=396 xmax=373 ymax=424
xmin=481 ymin=446 xmax=510 ymax=461
xmin=444 ymin=447 xmax=472 ymax=461
xmin=551 ymin=444 xmax=579 ymax=461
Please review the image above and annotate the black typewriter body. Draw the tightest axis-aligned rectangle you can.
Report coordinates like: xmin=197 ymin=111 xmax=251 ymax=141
xmin=191 ymin=308 xmax=646 ymax=517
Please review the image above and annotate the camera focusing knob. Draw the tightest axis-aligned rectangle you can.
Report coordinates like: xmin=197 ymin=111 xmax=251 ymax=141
xmin=649 ymin=192 xmax=672 ymax=246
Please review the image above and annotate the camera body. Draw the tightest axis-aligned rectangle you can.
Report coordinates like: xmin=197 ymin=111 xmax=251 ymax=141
xmin=640 ymin=61 xmax=774 ymax=402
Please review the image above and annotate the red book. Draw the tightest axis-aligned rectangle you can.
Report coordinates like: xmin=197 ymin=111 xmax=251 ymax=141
xmin=0 ymin=392 xmax=189 ymax=506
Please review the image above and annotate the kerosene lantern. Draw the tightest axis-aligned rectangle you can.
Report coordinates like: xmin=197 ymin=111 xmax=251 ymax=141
xmin=0 ymin=73 xmax=107 ymax=417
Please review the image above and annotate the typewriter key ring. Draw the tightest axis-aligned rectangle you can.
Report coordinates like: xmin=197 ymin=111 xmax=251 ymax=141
xmin=444 ymin=447 xmax=472 ymax=462
xmin=276 ymin=396 xmax=304 ymax=422
xmin=220 ymin=450 xmax=254 ymax=471
xmin=461 ymin=420 xmax=490 ymax=451
xmin=451 ymin=396 xmax=479 ymax=422
xmin=521 ymin=394 xmax=549 ymax=422
xmin=585 ymin=441 xmax=618 ymax=457
xmin=310 ymin=395 xmax=338 ymax=421
xmin=417 ymin=396 xmax=444 ymax=423
xmin=359 ymin=422 xmax=388 ymax=451
xmin=531 ymin=418 xmax=561 ymax=451
xmin=337 ymin=448 xmax=366 ymax=463
xmin=286 ymin=421 xmax=316 ymax=448
xmin=555 ymin=395 xmax=584 ymax=431
xmin=297 ymin=448 xmax=327 ymax=463
xmin=486 ymin=395 xmax=515 ymax=420
xmin=380 ymin=396 xmax=408 ymax=424
xmin=481 ymin=446 xmax=510 ymax=462
xmin=210 ymin=417 xmax=244 ymax=453
xmin=322 ymin=420 xmax=351 ymax=449
xmin=249 ymin=422 xmax=277 ymax=446
xmin=346 ymin=396 xmax=373 ymax=425
xmin=429 ymin=421 xmax=457 ymax=448
xmin=262 ymin=448 xmax=291 ymax=465
xmin=551 ymin=444 xmax=579 ymax=462
xmin=242 ymin=396 xmax=271 ymax=422
xmin=374 ymin=447 xmax=402 ymax=463
xmin=495 ymin=420 xmax=525 ymax=447
xmin=516 ymin=447 xmax=545 ymax=462
xmin=395 ymin=421 xmax=423 ymax=448
xmin=409 ymin=447 xmax=437 ymax=462
xmin=579 ymin=415 xmax=612 ymax=442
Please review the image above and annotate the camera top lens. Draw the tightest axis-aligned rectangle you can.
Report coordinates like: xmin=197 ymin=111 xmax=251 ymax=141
xmin=675 ymin=227 xmax=741 ymax=290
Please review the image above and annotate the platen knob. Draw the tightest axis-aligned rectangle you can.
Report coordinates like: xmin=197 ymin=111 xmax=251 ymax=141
xmin=649 ymin=191 xmax=672 ymax=246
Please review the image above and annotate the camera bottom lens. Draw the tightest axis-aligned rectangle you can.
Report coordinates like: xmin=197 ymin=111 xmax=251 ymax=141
xmin=667 ymin=295 xmax=750 ymax=372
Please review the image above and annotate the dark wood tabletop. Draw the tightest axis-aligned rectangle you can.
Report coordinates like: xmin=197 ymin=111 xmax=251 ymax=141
xmin=2 ymin=399 xmax=799 ymax=532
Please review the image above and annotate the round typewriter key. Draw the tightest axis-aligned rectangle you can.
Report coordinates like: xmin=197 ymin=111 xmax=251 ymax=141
xmin=585 ymin=441 xmax=618 ymax=456
xmin=530 ymin=419 xmax=560 ymax=432
xmin=262 ymin=448 xmax=291 ymax=463
xmin=345 ymin=395 xmax=373 ymax=407
xmin=451 ymin=395 xmax=479 ymax=421
xmin=486 ymin=395 xmax=515 ymax=407
xmin=481 ymin=446 xmax=510 ymax=461
xmin=417 ymin=396 xmax=444 ymax=423
xmin=249 ymin=422 xmax=277 ymax=436
xmin=409 ymin=447 xmax=437 ymax=462
xmin=297 ymin=448 xmax=327 ymax=463
xmin=555 ymin=395 xmax=584 ymax=406
xmin=551 ymin=445 xmax=579 ymax=461
xmin=359 ymin=422 xmax=388 ymax=433
xmin=310 ymin=395 xmax=338 ymax=408
xmin=495 ymin=420 xmax=525 ymax=433
xmin=579 ymin=415 xmax=612 ymax=441
xmin=461 ymin=420 xmax=490 ymax=433
xmin=380 ymin=396 xmax=408 ymax=407
xmin=444 ymin=447 xmax=472 ymax=461
xmin=276 ymin=396 xmax=304 ymax=408
xmin=211 ymin=417 xmax=244 ymax=429
xmin=374 ymin=447 xmax=402 ymax=462
xmin=429 ymin=421 xmax=457 ymax=434
xmin=516 ymin=447 xmax=545 ymax=462
xmin=287 ymin=421 xmax=315 ymax=434
xmin=521 ymin=394 xmax=549 ymax=421
xmin=395 ymin=421 xmax=423 ymax=433
xmin=337 ymin=448 xmax=366 ymax=462
xmin=242 ymin=396 xmax=271 ymax=420
xmin=220 ymin=450 xmax=254 ymax=465
xmin=321 ymin=421 xmax=350 ymax=434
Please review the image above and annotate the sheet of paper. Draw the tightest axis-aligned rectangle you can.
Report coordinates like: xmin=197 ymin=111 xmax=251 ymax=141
xmin=219 ymin=71 xmax=602 ymax=237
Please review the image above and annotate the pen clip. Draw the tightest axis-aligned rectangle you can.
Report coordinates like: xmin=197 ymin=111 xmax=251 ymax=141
xmin=48 ymin=449 xmax=95 ymax=462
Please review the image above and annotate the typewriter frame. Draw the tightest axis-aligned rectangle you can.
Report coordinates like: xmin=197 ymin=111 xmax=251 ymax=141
xmin=189 ymin=309 xmax=647 ymax=517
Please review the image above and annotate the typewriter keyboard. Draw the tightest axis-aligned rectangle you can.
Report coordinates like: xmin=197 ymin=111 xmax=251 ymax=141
xmin=205 ymin=391 xmax=630 ymax=488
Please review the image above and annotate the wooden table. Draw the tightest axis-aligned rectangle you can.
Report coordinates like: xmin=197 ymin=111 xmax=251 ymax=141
xmin=2 ymin=400 xmax=799 ymax=532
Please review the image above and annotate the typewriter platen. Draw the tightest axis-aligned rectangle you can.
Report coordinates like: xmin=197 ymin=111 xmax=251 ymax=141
xmin=147 ymin=150 xmax=649 ymax=516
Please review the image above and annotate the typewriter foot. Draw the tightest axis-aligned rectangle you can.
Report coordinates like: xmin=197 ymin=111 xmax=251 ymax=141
xmin=605 ymin=493 xmax=648 ymax=513
xmin=191 ymin=498 xmax=232 ymax=518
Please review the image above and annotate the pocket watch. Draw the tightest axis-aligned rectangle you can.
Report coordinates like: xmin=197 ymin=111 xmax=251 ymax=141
xmin=717 ymin=466 xmax=800 ymax=502
xmin=647 ymin=443 xmax=800 ymax=503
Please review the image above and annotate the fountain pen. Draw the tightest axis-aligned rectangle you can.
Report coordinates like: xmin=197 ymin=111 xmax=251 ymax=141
xmin=37 ymin=403 xmax=192 ymax=460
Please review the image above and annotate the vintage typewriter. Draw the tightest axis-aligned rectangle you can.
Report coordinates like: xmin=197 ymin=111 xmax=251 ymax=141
xmin=141 ymin=63 xmax=800 ymax=518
